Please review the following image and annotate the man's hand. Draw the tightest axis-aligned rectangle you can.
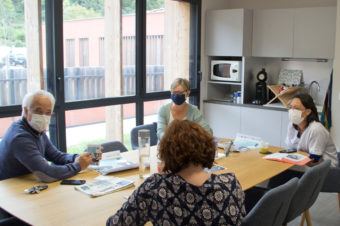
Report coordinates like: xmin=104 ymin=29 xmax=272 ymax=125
xmin=75 ymin=152 xmax=92 ymax=170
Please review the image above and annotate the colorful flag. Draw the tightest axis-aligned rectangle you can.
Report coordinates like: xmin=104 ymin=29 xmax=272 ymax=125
xmin=320 ymin=70 xmax=333 ymax=130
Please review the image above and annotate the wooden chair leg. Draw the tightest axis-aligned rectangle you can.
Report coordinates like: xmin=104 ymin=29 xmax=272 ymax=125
xmin=299 ymin=212 xmax=306 ymax=226
xmin=305 ymin=210 xmax=312 ymax=226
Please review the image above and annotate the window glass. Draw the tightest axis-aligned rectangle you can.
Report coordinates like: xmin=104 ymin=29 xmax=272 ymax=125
xmin=0 ymin=116 xmax=21 ymax=141
xmin=65 ymin=104 xmax=136 ymax=154
xmin=146 ymin=0 xmax=191 ymax=93
xmin=0 ymin=0 xmax=27 ymax=106
xmin=61 ymin=0 xmax=136 ymax=101
xmin=143 ymin=99 xmax=169 ymax=124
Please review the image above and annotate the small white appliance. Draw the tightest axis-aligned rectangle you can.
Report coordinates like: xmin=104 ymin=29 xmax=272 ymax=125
xmin=211 ymin=60 xmax=242 ymax=82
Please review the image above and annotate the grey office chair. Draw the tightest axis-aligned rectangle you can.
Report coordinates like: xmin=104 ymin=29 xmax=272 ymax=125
xmin=283 ymin=159 xmax=331 ymax=226
xmin=130 ymin=122 xmax=157 ymax=150
xmin=100 ymin=141 xmax=128 ymax=153
xmin=242 ymin=177 xmax=299 ymax=226
xmin=321 ymin=152 xmax=340 ymax=212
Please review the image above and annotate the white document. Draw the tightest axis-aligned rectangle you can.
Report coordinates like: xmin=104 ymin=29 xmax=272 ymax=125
xmin=233 ymin=133 xmax=262 ymax=151
xmin=75 ymin=176 xmax=134 ymax=197
xmin=89 ymin=151 xmax=139 ymax=175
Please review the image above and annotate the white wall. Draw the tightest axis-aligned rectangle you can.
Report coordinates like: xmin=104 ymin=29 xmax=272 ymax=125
xmin=200 ymin=0 xmax=339 ymax=149
xmin=332 ymin=1 xmax=340 ymax=150
xmin=200 ymin=0 xmax=230 ymax=109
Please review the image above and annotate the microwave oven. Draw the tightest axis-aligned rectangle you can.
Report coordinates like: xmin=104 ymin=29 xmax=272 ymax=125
xmin=211 ymin=60 xmax=242 ymax=82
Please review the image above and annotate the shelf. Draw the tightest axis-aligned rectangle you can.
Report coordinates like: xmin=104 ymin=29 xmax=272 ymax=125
xmin=208 ymin=80 xmax=242 ymax=85
xmin=267 ymin=85 xmax=303 ymax=107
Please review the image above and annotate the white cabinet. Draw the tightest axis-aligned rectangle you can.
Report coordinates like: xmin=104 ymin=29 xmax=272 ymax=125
xmin=204 ymin=103 xmax=241 ymax=138
xmin=252 ymin=7 xmax=336 ymax=58
xmin=240 ymin=107 xmax=282 ymax=146
xmin=204 ymin=103 xmax=289 ymax=147
xmin=252 ymin=9 xmax=294 ymax=57
xmin=280 ymin=111 xmax=289 ymax=148
xmin=205 ymin=9 xmax=252 ymax=56
xmin=293 ymin=7 xmax=336 ymax=59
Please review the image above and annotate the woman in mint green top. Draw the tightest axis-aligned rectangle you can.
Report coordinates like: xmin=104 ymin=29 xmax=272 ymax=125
xmin=157 ymin=78 xmax=213 ymax=139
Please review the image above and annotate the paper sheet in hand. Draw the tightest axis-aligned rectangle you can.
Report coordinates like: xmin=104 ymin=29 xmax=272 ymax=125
xmin=233 ymin=133 xmax=262 ymax=151
xmin=89 ymin=151 xmax=138 ymax=175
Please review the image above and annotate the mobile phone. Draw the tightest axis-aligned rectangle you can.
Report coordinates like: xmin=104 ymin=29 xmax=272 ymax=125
xmin=60 ymin=180 xmax=86 ymax=185
xmin=279 ymin=149 xmax=297 ymax=153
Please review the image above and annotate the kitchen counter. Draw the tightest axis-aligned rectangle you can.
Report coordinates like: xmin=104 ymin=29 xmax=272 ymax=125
xmin=203 ymin=99 xmax=323 ymax=114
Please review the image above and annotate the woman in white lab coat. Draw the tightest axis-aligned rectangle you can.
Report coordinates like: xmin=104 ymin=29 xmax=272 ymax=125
xmin=268 ymin=93 xmax=338 ymax=188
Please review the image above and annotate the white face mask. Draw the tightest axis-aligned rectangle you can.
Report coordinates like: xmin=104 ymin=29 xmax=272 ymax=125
xmin=28 ymin=114 xmax=51 ymax=133
xmin=288 ymin=109 xmax=304 ymax=125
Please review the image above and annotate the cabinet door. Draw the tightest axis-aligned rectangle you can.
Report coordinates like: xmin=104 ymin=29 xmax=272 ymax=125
xmin=252 ymin=9 xmax=294 ymax=57
xmin=280 ymin=111 xmax=289 ymax=148
xmin=204 ymin=103 xmax=241 ymax=138
xmin=293 ymin=7 xmax=336 ymax=58
xmin=205 ymin=9 xmax=244 ymax=56
xmin=240 ymin=107 xmax=282 ymax=146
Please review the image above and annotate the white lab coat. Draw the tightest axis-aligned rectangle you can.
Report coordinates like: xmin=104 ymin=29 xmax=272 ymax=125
xmin=286 ymin=121 xmax=339 ymax=167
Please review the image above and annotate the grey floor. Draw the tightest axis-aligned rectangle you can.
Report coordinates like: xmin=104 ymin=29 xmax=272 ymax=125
xmin=288 ymin=192 xmax=340 ymax=226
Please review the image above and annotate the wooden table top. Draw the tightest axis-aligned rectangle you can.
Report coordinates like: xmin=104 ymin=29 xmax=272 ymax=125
xmin=0 ymin=145 xmax=296 ymax=226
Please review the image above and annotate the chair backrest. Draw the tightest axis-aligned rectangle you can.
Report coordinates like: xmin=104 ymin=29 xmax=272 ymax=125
xmin=100 ymin=141 xmax=128 ymax=153
xmin=130 ymin=122 xmax=157 ymax=150
xmin=284 ymin=159 xmax=331 ymax=223
xmin=321 ymin=153 xmax=340 ymax=192
xmin=242 ymin=177 xmax=299 ymax=226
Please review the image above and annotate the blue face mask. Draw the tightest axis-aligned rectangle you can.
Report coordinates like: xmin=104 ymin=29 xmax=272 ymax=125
xmin=171 ymin=94 xmax=186 ymax=105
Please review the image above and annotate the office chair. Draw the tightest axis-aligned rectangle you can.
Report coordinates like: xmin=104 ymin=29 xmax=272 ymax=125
xmin=100 ymin=140 xmax=128 ymax=153
xmin=321 ymin=152 xmax=340 ymax=212
xmin=130 ymin=122 xmax=157 ymax=150
xmin=283 ymin=159 xmax=331 ymax=226
xmin=242 ymin=177 xmax=299 ymax=226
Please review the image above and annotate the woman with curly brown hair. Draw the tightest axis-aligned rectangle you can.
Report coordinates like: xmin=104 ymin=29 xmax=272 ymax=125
xmin=107 ymin=120 xmax=246 ymax=226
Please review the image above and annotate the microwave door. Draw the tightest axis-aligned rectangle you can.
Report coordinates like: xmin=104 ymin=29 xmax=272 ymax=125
xmin=221 ymin=64 xmax=231 ymax=78
xmin=213 ymin=64 xmax=221 ymax=77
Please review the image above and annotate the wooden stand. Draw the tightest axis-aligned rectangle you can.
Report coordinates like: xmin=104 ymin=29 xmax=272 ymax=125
xmin=267 ymin=85 xmax=302 ymax=107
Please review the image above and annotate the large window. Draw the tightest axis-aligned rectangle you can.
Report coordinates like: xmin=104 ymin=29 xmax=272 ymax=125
xmin=0 ymin=0 xmax=201 ymax=153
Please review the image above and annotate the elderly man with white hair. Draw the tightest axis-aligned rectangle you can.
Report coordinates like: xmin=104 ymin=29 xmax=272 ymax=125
xmin=0 ymin=90 xmax=93 ymax=182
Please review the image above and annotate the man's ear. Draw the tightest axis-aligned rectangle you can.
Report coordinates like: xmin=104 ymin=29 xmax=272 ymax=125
xmin=24 ymin=107 xmax=28 ymax=117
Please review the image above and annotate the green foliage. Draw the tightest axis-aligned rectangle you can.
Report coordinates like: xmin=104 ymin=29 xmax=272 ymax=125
xmin=0 ymin=0 xmax=165 ymax=47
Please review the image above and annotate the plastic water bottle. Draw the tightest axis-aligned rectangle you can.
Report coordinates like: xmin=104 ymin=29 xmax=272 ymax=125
xmin=237 ymin=91 xmax=242 ymax=104
xmin=138 ymin=129 xmax=150 ymax=178
xmin=233 ymin=92 xmax=237 ymax=104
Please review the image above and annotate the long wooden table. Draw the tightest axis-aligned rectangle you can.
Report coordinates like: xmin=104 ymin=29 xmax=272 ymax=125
xmin=0 ymin=145 xmax=297 ymax=226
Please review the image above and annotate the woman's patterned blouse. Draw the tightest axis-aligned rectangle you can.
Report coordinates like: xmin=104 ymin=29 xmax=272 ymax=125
xmin=107 ymin=173 xmax=246 ymax=226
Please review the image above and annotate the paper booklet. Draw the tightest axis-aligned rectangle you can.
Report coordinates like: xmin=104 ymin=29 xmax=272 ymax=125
xmin=75 ymin=176 xmax=134 ymax=198
xmin=263 ymin=153 xmax=311 ymax=165
xmin=89 ymin=151 xmax=139 ymax=175
xmin=204 ymin=164 xmax=227 ymax=173
xmin=232 ymin=133 xmax=262 ymax=151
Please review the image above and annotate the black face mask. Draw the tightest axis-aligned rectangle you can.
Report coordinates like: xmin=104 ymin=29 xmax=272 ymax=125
xmin=171 ymin=94 xmax=186 ymax=105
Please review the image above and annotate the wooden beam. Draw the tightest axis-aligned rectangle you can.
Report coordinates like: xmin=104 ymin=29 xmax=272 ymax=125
xmin=24 ymin=0 xmax=44 ymax=91
xmin=104 ymin=0 xmax=123 ymax=141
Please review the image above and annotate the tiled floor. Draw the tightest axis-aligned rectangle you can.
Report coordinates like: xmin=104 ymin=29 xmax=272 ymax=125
xmin=288 ymin=192 xmax=340 ymax=226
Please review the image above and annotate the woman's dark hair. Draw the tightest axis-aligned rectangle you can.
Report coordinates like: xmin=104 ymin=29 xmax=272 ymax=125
xmin=291 ymin=93 xmax=319 ymax=129
xmin=158 ymin=119 xmax=216 ymax=173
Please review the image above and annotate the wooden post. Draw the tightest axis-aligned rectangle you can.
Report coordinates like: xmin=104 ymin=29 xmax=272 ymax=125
xmin=104 ymin=0 xmax=123 ymax=142
xmin=164 ymin=0 xmax=190 ymax=90
xmin=24 ymin=0 xmax=44 ymax=91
